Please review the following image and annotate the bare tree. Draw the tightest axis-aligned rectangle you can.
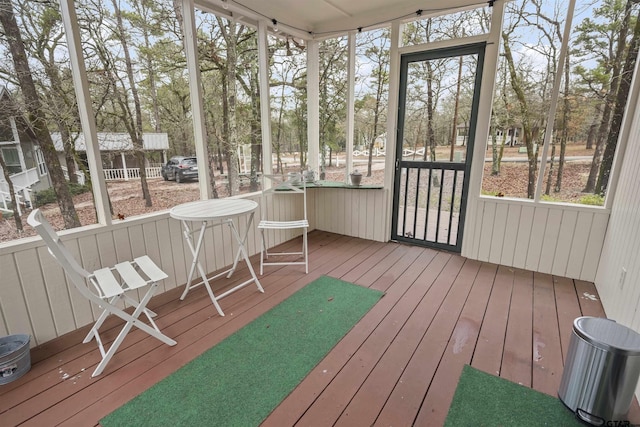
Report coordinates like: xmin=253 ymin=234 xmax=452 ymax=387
xmin=318 ymin=37 xmax=348 ymax=175
xmin=216 ymin=16 xmax=241 ymax=195
xmin=18 ymin=0 xmax=82 ymax=184
xmin=491 ymin=58 xmax=510 ymax=176
xmin=596 ymin=7 xmax=640 ymax=194
xmin=553 ymin=49 xmax=571 ymax=193
xmin=502 ymin=28 xmax=538 ymax=198
xmin=583 ymin=0 xmax=633 ymax=192
xmin=233 ymin=30 xmax=262 ymax=191
xmin=403 ymin=19 xmax=446 ymax=163
xmin=110 ymin=0 xmax=152 ymax=206
xmin=363 ymin=31 xmax=389 ymax=176
xmin=0 ymin=0 xmax=80 ymax=227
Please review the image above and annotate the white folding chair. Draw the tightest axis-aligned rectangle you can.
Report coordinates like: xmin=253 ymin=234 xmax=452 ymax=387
xmin=27 ymin=209 xmax=176 ymax=377
xmin=258 ymin=173 xmax=309 ymax=274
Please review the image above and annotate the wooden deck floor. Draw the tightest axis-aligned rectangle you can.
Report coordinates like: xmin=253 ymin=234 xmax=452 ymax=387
xmin=2 ymin=231 xmax=639 ymax=426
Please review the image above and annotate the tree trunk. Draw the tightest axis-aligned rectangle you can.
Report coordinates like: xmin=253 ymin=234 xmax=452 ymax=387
xmin=585 ymin=94 xmax=614 ymax=192
xmin=502 ymin=32 xmax=536 ymax=198
xmin=112 ymin=0 xmax=152 ymax=207
xmin=586 ymin=121 xmax=597 ymax=150
xmin=28 ymin=0 xmax=81 ymax=187
xmin=249 ymin=54 xmax=260 ymax=192
xmin=225 ymin=20 xmax=239 ymax=195
xmin=492 ymin=67 xmax=509 ymax=176
xmin=276 ymin=76 xmax=286 ymax=174
xmin=207 ymin=152 xmax=219 ymax=199
xmin=596 ymin=9 xmax=640 ymax=195
xmin=555 ymin=51 xmax=571 ymax=192
xmin=0 ymin=0 xmax=79 ymax=227
xmin=450 ymin=55 xmax=463 ymax=162
xmin=584 ymin=0 xmax=632 ymax=193
xmin=545 ymin=143 xmax=555 ymax=195
xmin=60 ymin=125 xmax=78 ymax=184
xmin=426 ymin=61 xmax=436 ymax=162
xmin=367 ymin=51 xmax=385 ymax=177
xmin=220 ymin=72 xmax=229 ymax=176
xmin=144 ymin=30 xmax=161 ymax=133
xmin=491 ymin=124 xmax=499 ymax=175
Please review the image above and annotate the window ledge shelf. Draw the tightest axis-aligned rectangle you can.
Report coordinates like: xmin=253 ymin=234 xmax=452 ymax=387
xmin=306 ymin=181 xmax=383 ymax=189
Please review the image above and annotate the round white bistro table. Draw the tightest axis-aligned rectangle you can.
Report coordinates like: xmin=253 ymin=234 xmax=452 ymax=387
xmin=169 ymin=198 xmax=264 ymax=316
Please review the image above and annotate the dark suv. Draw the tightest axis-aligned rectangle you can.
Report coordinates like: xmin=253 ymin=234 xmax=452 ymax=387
xmin=161 ymin=156 xmax=199 ymax=183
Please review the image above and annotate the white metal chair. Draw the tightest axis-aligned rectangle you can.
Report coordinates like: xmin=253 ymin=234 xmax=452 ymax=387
xmin=27 ymin=209 xmax=176 ymax=377
xmin=258 ymin=173 xmax=309 ymax=274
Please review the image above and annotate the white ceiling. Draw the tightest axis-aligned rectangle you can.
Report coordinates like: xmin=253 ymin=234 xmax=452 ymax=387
xmin=199 ymin=0 xmax=486 ymax=38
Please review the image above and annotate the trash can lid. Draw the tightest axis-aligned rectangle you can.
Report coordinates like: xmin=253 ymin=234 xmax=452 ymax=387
xmin=574 ymin=317 xmax=640 ymax=355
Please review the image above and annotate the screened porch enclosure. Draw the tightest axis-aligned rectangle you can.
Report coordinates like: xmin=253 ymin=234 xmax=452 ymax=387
xmin=3 ymin=0 xmax=640 ymax=420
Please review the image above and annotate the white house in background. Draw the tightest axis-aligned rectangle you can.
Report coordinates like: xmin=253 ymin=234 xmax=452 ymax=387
xmin=51 ymin=132 xmax=170 ymax=174
xmin=456 ymin=122 xmax=522 ymax=146
xmin=0 ymin=88 xmax=50 ymax=212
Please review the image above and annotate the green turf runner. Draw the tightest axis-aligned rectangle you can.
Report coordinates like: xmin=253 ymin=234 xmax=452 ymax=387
xmin=445 ymin=365 xmax=584 ymax=427
xmin=101 ymin=276 xmax=383 ymax=427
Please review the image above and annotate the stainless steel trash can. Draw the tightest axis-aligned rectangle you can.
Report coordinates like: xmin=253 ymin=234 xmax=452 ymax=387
xmin=558 ymin=317 xmax=640 ymax=425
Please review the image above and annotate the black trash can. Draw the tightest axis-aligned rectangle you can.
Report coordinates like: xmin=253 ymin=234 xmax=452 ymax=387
xmin=558 ymin=317 xmax=640 ymax=425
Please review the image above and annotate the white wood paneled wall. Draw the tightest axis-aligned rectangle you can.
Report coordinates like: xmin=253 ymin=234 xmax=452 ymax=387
xmin=311 ymin=188 xmax=388 ymax=242
xmin=464 ymin=198 xmax=609 ymax=281
xmin=0 ymin=193 xmax=308 ymax=346
xmin=595 ymin=75 xmax=640 ymax=403
xmin=596 ymin=88 xmax=640 ymax=331
xmin=593 ymin=51 xmax=640 ymax=401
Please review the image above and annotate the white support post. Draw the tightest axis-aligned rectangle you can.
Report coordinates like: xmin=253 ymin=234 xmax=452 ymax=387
xmin=258 ymin=20 xmax=273 ymax=176
xmin=534 ymin=0 xmax=576 ymax=202
xmin=381 ymin=21 xmax=402 ymax=240
xmin=384 ymin=22 xmax=401 ymax=192
xmin=59 ymin=0 xmax=111 ymax=225
xmin=307 ymin=40 xmax=320 ymax=177
xmin=461 ymin=0 xmax=505 ymax=256
xmin=346 ymin=32 xmax=356 ymax=182
xmin=182 ymin=0 xmax=212 ymax=200
xmin=121 ymin=152 xmax=128 ymax=180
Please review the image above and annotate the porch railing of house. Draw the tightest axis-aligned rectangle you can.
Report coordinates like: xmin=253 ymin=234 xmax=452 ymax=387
xmin=0 ymin=184 xmax=32 ymax=215
xmin=103 ymin=166 xmax=162 ymax=181
xmin=61 ymin=166 xmax=86 ymax=185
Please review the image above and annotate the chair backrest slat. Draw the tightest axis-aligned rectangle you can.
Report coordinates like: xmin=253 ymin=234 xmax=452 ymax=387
xmin=260 ymin=173 xmax=307 ymax=222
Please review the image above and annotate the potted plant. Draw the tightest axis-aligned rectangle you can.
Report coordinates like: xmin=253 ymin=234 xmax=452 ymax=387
xmin=350 ymin=169 xmax=362 ymax=186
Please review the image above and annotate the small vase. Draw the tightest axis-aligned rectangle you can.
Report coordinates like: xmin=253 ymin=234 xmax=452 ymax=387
xmin=350 ymin=171 xmax=362 ymax=186
xmin=287 ymin=172 xmax=300 ymax=184
xmin=303 ymin=170 xmax=315 ymax=183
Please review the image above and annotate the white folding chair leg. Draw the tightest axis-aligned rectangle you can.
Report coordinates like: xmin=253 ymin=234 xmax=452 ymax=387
xmin=83 ymin=294 xmax=123 ymax=344
xmin=260 ymin=229 xmax=267 ymax=275
xmin=123 ymin=293 xmax=157 ymax=317
xmin=92 ymin=315 xmax=136 ymax=377
xmin=89 ymin=284 xmax=176 ymax=377
xmin=229 ymin=219 xmax=264 ymax=293
xmin=83 ymin=292 xmax=158 ymax=344
xmin=304 ymin=229 xmax=309 ymax=274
